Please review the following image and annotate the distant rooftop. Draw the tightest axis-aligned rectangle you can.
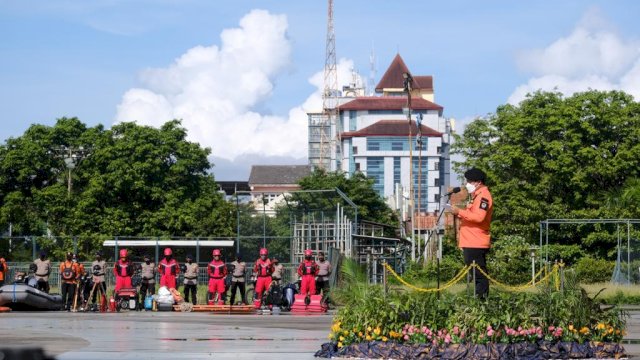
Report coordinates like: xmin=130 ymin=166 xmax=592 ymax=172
xmin=342 ymin=120 xmax=442 ymax=138
xmin=375 ymin=54 xmax=434 ymax=92
xmin=216 ymin=181 xmax=250 ymax=196
xmin=248 ymin=165 xmax=312 ymax=186
xmin=339 ymin=96 xmax=443 ymax=111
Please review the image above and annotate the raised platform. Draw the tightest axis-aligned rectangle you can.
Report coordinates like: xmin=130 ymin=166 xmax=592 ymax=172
xmin=173 ymin=304 xmax=255 ymax=314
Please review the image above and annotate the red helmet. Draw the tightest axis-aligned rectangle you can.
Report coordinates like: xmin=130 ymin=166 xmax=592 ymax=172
xmin=212 ymin=249 xmax=221 ymax=256
xmin=304 ymin=249 xmax=313 ymax=257
xmin=164 ymin=248 xmax=172 ymax=256
xmin=259 ymin=248 xmax=268 ymax=256
xmin=119 ymin=249 xmax=128 ymax=258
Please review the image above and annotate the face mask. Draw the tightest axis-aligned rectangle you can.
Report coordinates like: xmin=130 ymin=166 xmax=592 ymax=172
xmin=145 ymin=260 xmax=150 ymax=264
xmin=465 ymin=183 xmax=476 ymax=194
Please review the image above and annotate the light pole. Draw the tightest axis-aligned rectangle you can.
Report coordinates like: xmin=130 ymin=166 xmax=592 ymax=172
xmin=403 ymin=71 xmax=415 ymax=260
xmin=262 ymin=194 xmax=268 ymax=248
xmin=50 ymin=146 xmax=90 ymax=197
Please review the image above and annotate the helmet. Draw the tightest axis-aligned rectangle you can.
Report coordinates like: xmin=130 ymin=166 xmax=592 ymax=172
xmin=164 ymin=248 xmax=172 ymax=256
xmin=186 ymin=254 xmax=193 ymax=260
xmin=259 ymin=248 xmax=268 ymax=256
xmin=212 ymin=249 xmax=221 ymax=256
xmin=119 ymin=249 xmax=128 ymax=258
xmin=304 ymin=249 xmax=313 ymax=257
xmin=0 ymin=258 xmax=4 ymax=262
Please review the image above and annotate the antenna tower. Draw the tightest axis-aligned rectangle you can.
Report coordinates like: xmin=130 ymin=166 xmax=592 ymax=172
xmin=320 ymin=0 xmax=338 ymax=170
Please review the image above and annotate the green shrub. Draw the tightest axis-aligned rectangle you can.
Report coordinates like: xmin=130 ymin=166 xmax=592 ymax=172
xmin=488 ymin=235 xmax=534 ymax=285
xmin=574 ymin=257 xmax=615 ymax=283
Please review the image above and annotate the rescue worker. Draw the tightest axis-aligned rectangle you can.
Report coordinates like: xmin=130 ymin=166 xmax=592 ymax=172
xmin=33 ymin=251 xmax=51 ymax=293
xmin=229 ymin=253 xmax=247 ymax=305
xmin=316 ymin=251 xmax=332 ymax=297
xmin=271 ymin=257 xmax=284 ymax=286
xmin=113 ymin=249 xmax=134 ymax=292
xmin=158 ymin=248 xmax=179 ymax=289
xmin=449 ymin=168 xmax=493 ymax=298
xmin=207 ymin=249 xmax=227 ymax=305
xmin=0 ymin=257 xmax=8 ymax=287
xmin=59 ymin=252 xmax=80 ymax=311
xmin=297 ymin=249 xmax=319 ymax=297
xmin=253 ymin=248 xmax=273 ymax=303
xmin=72 ymin=253 xmax=88 ymax=309
xmin=89 ymin=251 xmax=107 ymax=310
xmin=138 ymin=253 xmax=156 ymax=309
xmin=183 ymin=254 xmax=198 ymax=305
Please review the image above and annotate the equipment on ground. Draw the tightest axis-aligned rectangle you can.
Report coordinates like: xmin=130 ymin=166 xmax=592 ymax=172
xmin=114 ymin=287 xmax=138 ymax=312
xmin=0 ymin=273 xmax=63 ymax=311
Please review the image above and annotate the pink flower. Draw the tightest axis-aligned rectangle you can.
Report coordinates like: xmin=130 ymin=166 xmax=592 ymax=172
xmin=460 ymin=331 xmax=466 ymax=338
xmin=487 ymin=329 xmax=495 ymax=337
xmin=519 ymin=330 xmax=526 ymax=336
xmin=422 ymin=326 xmax=428 ymax=333
xmin=432 ymin=339 xmax=438 ymax=346
xmin=548 ymin=326 xmax=555 ymax=332
xmin=404 ymin=334 xmax=410 ymax=341
xmin=444 ymin=334 xmax=452 ymax=344
xmin=402 ymin=330 xmax=407 ymax=335
xmin=452 ymin=326 xmax=460 ymax=335
xmin=517 ymin=326 xmax=523 ymax=332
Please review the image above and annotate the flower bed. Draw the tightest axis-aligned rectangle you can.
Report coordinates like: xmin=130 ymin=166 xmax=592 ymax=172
xmin=317 ymin=261 xmax=628 ymax=359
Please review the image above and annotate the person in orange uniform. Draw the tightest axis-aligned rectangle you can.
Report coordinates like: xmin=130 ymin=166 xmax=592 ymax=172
xmin=0 ymin=257 xmax=8 ymax=287
xmin=297 ymin=249 xmax=319 ymax=297
xmin=207 ymin=249 xmax=227 ymax=305
xmin=253 ymin=248 xmax=273 ymax=304
xmin=158 ymin=248 xmax=179 ymax=289
xmin=60 ymin=252 xmax=80 ymax=311
xmin=449 ymin=168 xmax=493 ymax=298
xmin=114 ymin=249 xmax=134 ymax=292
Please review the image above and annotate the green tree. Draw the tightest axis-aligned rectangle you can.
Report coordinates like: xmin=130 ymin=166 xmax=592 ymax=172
xmin=453 ymin=90 xmax=640 ymax=257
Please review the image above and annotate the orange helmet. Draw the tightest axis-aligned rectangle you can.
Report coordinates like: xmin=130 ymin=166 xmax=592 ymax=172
xmin=259 ymin=248 xmax=268 ymax=256
xmin=119 ymin=249 xmax=128 ymax=258
xmin=212 ymin=249 xmax=221 ymax=256
xmin=304 ymin=249 xmax=313 ymax=257
xmin=164 ymin=248 xmax=172 ymax=256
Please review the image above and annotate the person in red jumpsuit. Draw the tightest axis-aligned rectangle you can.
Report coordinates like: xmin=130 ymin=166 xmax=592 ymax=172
xmin=158 ymin=248 xmax=179 ymax=289
xmin=207 ymin=249 xmax=227 ymax=305
xmin=253 ymin=248 xmax=273 ymax=304
xmin=113 ymin=249 xmax=133 ymax=292
xmin=297 ymin=249 xmax=319 ymax=297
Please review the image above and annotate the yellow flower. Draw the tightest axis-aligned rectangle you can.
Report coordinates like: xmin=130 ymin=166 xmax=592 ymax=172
xmin=568 ymin=325 xmax=574 ymax=331
xmin=331 ymin=322 xmax=341 ymax=333
xmin=374 ymin=327 xmax=381 ymax=335
xmin=367 ymin=326 xmax=372 ymax=332
xmin=358 ymin=332 xmax=363 ymax=337
xmin=339 ymin=336 xmax=345 ymax=341
xmin=608 ymin=328 xmax=614 ymax=334
xmin=343 ymin=330 xmax=349 ymax=336
xmin=579 ymin=327 xmax=590 ymax=335
xmin=328 ymin=333 xmax=334 ymax=339
xmin=596 ymin=323 xmax=605 ymax=330
xmin=366 ymin=335 xmax=372 ymax=341
xmin=382 ymin=336 xmax=388 ymax=342
xmin=337 ymin=342 xmax=343 ymax=348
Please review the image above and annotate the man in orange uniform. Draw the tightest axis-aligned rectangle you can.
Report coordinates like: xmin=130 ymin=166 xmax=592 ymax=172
xmin=0 ymin=257 xmax=8 ymax=287
xmin=297 ymin=249 xmax=319 ymax=297
xmin=207 ymin=249 xmax=227 ymax=305
xmin=253 ymin=248 xmax=273 ymax=304
xmin=114 ymin=249 xmax=134 ymax=292
xmin=158 ymin=248 xmax=179 ymax=289
xmin=449 ymin=168 xmax=493 ymax=298
xmin=60 ymin=252 xmax=80 ymax=311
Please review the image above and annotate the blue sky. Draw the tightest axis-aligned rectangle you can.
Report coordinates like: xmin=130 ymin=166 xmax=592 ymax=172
xmin=1 ymin=1 xmax=639 ymax=180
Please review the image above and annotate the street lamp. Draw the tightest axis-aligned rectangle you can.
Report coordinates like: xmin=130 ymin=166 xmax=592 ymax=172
xmin=50 ymin=146 xmax=91 ymax=197
xmin=262 ymin=194 xmax=268 ymax=248
xmin=403 ymin=71 xmax=415 ymax=260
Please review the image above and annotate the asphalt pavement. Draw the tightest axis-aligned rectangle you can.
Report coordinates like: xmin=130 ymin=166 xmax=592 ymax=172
xmin=0 ymin=310 xmax=333 ymax=359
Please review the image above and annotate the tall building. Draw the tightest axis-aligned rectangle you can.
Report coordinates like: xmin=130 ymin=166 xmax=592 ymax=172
xmin=308 ymin=54 xmax=452 ymax=215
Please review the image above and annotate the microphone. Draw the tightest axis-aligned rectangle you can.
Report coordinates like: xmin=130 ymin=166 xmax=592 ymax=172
xmin=445 ymin=187 xmax=461 ymax=197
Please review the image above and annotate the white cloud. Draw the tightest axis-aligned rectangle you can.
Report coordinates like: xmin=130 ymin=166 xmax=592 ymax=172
xmin=509 ymin=8 xmax=640 ymax=104
xmin=115 ymin=9 xmax=360 ymax=177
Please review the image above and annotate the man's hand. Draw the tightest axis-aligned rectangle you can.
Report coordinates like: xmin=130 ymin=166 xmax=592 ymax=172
xmin=444 ymin=203 xmax=459 ymax=215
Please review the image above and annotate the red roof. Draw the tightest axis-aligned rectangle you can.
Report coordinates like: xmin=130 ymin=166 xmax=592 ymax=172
xmin=375 ymin=54 xmax=434 ymax=92
xmin=342 ymin=120 xmax=442 ymax=138
xmin=340 ymin=96 xmax=443 ymax=111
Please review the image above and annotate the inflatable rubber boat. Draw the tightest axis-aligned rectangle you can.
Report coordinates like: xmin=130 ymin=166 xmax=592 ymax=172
xmin=0 ymin=273 xmax=63 ymax=310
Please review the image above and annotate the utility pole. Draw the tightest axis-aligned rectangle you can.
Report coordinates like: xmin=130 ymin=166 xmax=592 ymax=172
xmin=404 ymin=72 xmax=414 ymax=260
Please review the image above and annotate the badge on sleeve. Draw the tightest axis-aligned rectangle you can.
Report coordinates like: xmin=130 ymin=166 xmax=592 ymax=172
xmin=480 ymin=198 xmax=489 ymax=211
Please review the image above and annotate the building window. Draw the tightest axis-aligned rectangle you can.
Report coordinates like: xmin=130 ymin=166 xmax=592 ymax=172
xmin=393 ymin=157 xmax=401 ymax=186
xmin=391 ymin=142 xmax=403 ymax=151
xmin=436 ymin=146 xmax=442 ymax=154
xmin=434 ymin=161 xmax=440 ymax=171
xmin=434 ymin=178 xmax=440 ymax=187
xmin=434 ymin=194 xmax=441 ymax=202
xmin=412 ymin=158 xmax=429 ymax=213
xmin=367 ymin=139 xmax=380 ymax=151
xmin=353 ymin=146 xmax=358 ymax=155
xmin=367 ymin=157 xmax=385 ymax=196
xmin=349 ymin=110 xmax=357 ymax=131
xmin=355 ymin=162 xmax=361 ymax=171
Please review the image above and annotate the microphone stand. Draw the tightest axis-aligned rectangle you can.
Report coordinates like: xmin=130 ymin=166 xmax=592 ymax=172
xmin=421 ymin=193 xmax=455 ymax=298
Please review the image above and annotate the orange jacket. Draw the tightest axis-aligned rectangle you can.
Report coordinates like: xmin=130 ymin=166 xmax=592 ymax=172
xmin=0 ymin=259 xmax=7 ymax=281
xmin=59 ymin=261 xmax=80 ymax=283
xmin=457 ymin=185 xmax=493 ymax=249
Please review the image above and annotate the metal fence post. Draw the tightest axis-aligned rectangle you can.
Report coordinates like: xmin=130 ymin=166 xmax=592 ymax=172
xmin=472 ymin=260 xmax=477 ymax=298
